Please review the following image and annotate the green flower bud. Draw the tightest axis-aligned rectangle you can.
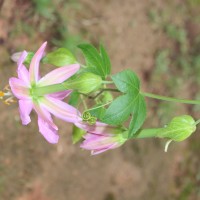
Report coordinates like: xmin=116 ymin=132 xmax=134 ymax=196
xmin=72 ymin=125 xmax=86 ymax=144
xmin=157 ymin=115 xmax=196 ymax=142
xmin=99 ymin=91 xmax=113 ymax=103
xmin=64 ymin=72 xmax=102 ymax=94
xmin=42 ymin=48 xmax=77 ymax=67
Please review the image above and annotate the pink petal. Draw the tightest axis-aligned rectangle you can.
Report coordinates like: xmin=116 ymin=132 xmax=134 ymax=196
xmin=29 ymin=42 xmax=47 ymax=83
xmin=11 ymin=52 xmax=23 ymax=63
xmin=9 ymin=77 xmax=30 ymax=99
xmin=91 ymin=148 xmax=110 ymax=155
xmin=18 ymin=64 xmax=30 ymax=85
xmin=91 ymin=143 xmax=121 ymax=155
xmin=17 ymin=51 xmax=28 ymax=66
xmin=80 ymin=136 xmax=114 ymax=150
xmin=48 ymin=90 xmax=72 ymax=100
xmin=19 ymin=100 xmax=33 ymax=125
xmin=41 ymin=96 xmax=80 ymax=123
xmin=33 ymin=102 xmax=58 ymax=130
xmin=38 ymin=64 xmax=80 ymax=86
xmin=38 ymin=116 xmax=59 ymax=144
xmin=75 ymin=121 xmax=114 ymax=135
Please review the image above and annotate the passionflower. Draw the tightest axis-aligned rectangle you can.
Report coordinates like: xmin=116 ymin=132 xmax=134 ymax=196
xmin=76 ymin=121 xmax=127 ymax=155
xmin=8 ymin=42 xmax=80 ymax=143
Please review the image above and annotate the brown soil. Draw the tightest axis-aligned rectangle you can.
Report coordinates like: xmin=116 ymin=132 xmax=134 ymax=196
xmin=0 ymin=0 xmax=199 ymax=200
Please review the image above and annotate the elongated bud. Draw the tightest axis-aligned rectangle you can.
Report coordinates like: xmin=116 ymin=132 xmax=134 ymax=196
xmin=157 ymin=115 xmax=196 ymax=142
xmin=64 ymin=72 xmax=102 ymax=94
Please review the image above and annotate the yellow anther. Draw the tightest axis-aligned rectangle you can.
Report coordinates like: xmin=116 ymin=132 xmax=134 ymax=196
xmin=0 ymin=91 xmax=4 ymax=97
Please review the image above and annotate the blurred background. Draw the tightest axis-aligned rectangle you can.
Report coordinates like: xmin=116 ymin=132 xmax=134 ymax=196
xmin=1 ymin=0 xmax=200 ymax=199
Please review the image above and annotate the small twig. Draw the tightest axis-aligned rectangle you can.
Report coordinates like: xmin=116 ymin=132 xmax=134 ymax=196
xmin=89 ymin=88 xmax=120 ymax=99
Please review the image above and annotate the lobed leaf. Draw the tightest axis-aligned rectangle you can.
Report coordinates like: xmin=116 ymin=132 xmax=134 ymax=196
xmin=102 ymin=94 xmax=134 ymax=125
xmin=100 ymin=44 xmax=111 ymax=76
xmin=111 ymin=69 xmax=140 ymax=94
xmin=128 ymin=94 xmax=146 ymax=138
xmin=78 ymin=43 xmax=111 ymax=79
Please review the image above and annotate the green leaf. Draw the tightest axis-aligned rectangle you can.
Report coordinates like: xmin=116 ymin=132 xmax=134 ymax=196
xmin=100 ymin=44 xmax=111 ymax=75
xmin=111 ymin=69 xmax=140 ymax=94
xmin=72 ymin=125 xmax=86 ymax=144
xmin=89 ymin=104 xmax=106 ymax=119
xmin=43 ymin=48 xmax=77 ymax=67
xmin=157 ymin=115 xmax=196 ymax=141
xmin=102 ymin=94 xmax=133 ymax=125
xmin=68 ymin=91 xmax=80 ymax=106
xmin=78 ymin=43 xmax=111 ymax=79
xmin=101 ymin=69 xmax=146 ymax=135
xmin=99 ymin=91 xmax=113 ymax=104
xmin=128 ymin=95 xmax=146 ymax=138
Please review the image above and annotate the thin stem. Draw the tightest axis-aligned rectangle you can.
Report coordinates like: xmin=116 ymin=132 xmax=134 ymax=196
xmin=102 ymin=81 xmax=113 ymax=84
xmin=133 ymin=128 xmax=162 ymax=139
xmin=89 ymin=88 xmax=120 ymax=99
xmin=80 ymin=95 xmax=87 ymax=110
xmin=194 ymin=119 xmax=200 ymax=126
xmin=86 ymin=101 xmax=113 ymax=112
xmin=142 ymin=92 xmax=200 ymax=105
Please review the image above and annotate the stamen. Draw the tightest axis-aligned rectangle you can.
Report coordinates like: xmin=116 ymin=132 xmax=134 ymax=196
xmin=4 ymin=97 xmax=16 ymax=105
xmin=0 ymin=85 xmax=16 ymax=105
xmin=0 ymin=91 xmax=4 ymax=97
xmin=4 ymin=84 xmax=11 ymax=91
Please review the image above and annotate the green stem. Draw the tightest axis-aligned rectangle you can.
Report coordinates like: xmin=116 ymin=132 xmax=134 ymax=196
xmin=80 ymin=95 xmax=88 ymax=110
xmin=142 ymin=92 xmax=200 ymax=105
xmin=133 ymin=128 xmax=162 ymax=139
xmin=86 ymin=101 xmax=113 ymax=112
xmin=102 ymin=81 xmax=113 ymax=84
xmin=89 ymin=88 xmax=120 ymax=99
xmin=194 ymin=119 xmax=200 ymax=125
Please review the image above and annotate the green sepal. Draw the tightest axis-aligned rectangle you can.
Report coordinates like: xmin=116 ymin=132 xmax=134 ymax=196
xmin=68 ymin=91 xmax=80 ymax=106
xmin=64 ymin=72 xmax=102 ymax=94
xmin=42 ymin=48 xmax=77 ymax=67
xmin=72 ymin=125 xmax=86 ymax=144
xmin=24 ymin=52 xmax=35 ymax=64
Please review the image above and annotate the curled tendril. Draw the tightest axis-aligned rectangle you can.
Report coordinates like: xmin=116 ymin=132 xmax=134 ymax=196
xmin=88 ymin=116 xmax=97 ymax=125
xmin=82 ymin=111 xmax=91 ymax=121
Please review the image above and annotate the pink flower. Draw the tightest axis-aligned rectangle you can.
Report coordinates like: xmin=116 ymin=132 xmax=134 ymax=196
xmin=76 ymin=122 xmax=127 ymax=155
xmin=9 ymin=42 xmax=80 ymax=143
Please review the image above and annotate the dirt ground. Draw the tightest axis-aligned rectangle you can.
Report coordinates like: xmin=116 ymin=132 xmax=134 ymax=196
xmin=0 ymin=0 xmax=200 ymax=200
